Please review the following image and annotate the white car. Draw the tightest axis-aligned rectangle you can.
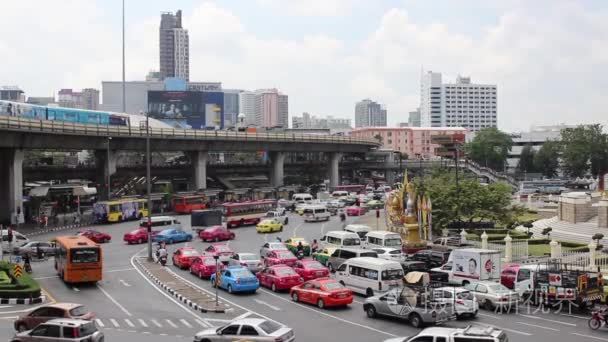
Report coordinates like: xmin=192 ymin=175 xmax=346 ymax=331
xmin=465 ymin=281 xmax=519 ymax=311
xmin=194 ymin=318 xmax=295 ymax=342
xmin=433 ymin=287 xmax=478 ymax=318
xmin=372 ymin=247 xmax=403 ymax=261
xmin=259 ymin=242 xmax=289 ymax=258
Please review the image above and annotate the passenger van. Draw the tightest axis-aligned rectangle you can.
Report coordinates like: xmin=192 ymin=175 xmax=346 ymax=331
xmin=292 ymin=193 xmax=313 ymax=204
xmin=327 ymin=247 xmax=378 ymax=272
xmin=139 ymin=216 xmax=182 ymax=230
xmin=320 ymin=231 xmax=361 ymax=248
xmin=335 ymin=257 xmax=404 ymax=297
xmin=331 ymin=191 xmax=349 ymax=199
xmin=343 ymin=224 xmax=371 ymax=241
xmin=303 ymin=205 xmax=330 ymax=222
xmin=365 ymin=231 xmax=402 ymax=249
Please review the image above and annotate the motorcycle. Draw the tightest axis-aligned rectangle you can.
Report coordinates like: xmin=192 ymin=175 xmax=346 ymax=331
xmin=296 ymin=250 xmax=305 ymax=260
xmin=588 ymin=307 xmax=608 ymax=330
xmin=159 ymin=255 xmax=167 ymax=266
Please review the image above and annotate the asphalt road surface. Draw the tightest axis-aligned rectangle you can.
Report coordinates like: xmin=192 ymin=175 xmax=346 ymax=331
xmin=1 ymin=211 xmax=607 ymax=342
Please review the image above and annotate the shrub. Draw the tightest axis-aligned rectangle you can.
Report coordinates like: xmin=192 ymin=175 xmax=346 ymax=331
xmin=0 ymin=262 xmax=41 ymax=299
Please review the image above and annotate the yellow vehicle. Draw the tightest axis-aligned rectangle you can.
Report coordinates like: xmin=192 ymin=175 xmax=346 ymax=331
xmin=256 ymin=219 xmax=284 ymax=233
xmin=312 ymin=247 xmax=337 ymax=267
xmin=284 ymin=237 xmax=311 ymax=256
xmin=93 ymin=198 xmax=149 ymax=223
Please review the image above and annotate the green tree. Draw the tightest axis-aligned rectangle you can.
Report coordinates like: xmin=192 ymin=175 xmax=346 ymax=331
xmin=560 ymin=124 xmax=608 ymax=177
xmin=466 ymin=128 xmax=513 ymax=171
xmin=517 ymin=144 xmax=537 ymax=173
xmin=533 ymin=140 xmax=560 ymax=178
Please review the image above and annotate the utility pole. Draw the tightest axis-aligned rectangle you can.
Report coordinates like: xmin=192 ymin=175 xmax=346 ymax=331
xmin=121 ymin=0 xmax=126 ymax=113
xmin=106 ymin=137 xmax=112 ymax=200
xmin=146 ymin=112 xmax=153 ymax=261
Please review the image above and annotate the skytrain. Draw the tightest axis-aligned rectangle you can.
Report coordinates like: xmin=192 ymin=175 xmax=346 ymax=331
xmin=0 ymin=100 xmax=171 ymax=129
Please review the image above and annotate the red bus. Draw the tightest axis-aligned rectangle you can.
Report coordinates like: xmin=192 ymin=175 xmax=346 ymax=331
xmin=172 ymin=194 xmax=206 ymax=214
xmin=331 ymin=184 xmax=366 ymax=194
xmin=222 ymin=200 xmax=276 ymax=228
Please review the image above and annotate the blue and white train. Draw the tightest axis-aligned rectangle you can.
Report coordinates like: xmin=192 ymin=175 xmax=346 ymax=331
xmin=0 ymin=100 xmax=171 ymax=129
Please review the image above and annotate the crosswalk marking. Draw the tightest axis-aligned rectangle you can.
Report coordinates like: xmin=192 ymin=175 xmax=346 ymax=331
xmin=151 ymin=319 xmax=162 ymax=328
xmin=180 ymin=319 xmax=192 ymax=328
xmin=95 ymin=319 xmax=104 ymax=328
xmin=109 ymin=319 xmax=120 ymax=328
xmin=195 ymin=319 xmax=210 ymax=328
xmin=138 ymin=319 xmax=148 ymax=327
xmin=166 ymin=319 xmax=178 ymax=328
xmin=125 ymin=319 xmax=135 ymax=328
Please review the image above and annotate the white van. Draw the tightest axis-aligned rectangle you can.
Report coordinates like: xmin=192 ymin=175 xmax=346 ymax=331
xmin=331 ymin=191 xmax=349 ymax=199
xmin=139 ymin=216 xmax=182 ymax=230
xmin=0 ymin=230 xmax=29 ymax=252
xmin=303 ymin=205 xmax=330 ymax=222
xmin=365 ymin=231 xmax=402 ymax=249
xmin=343 ymin=224 xmax=371 ymax=241
xmin=292 ymin=193 xmax=314 ymax=204
xmin=335 ymin=257 xmax=404 ymax=297
xmin=320 ymin=231 xmax=361 ymax=248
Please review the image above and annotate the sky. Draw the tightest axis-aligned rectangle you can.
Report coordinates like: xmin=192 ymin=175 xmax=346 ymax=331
xmin=1 ymin=0 xmax=607 ymax=132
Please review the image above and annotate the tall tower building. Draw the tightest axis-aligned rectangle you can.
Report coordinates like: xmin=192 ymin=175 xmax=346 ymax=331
xmin=354 ymin=99 xmax=387 ymax=127
xmin=159 ymin=10 xmax=189 ymax=81
xmin=238 ymin=91 xmax=257 ymax=126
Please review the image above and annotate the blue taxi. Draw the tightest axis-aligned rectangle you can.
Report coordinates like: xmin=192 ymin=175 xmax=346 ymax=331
xmin=210 ymin=266 xmax=259 ymax=294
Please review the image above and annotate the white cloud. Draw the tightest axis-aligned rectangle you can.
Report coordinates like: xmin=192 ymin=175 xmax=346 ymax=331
xmin=256 ymin=0 xmax=355 ymax=17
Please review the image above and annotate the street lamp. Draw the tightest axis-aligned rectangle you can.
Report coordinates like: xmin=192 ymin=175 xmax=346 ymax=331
xmin=143 ymin=111 xmax=153 ymax=261
xmin=213 ymin=255 xmax=220 ymax=307
xmin=106 ymin=137 xmax=112 ymax=200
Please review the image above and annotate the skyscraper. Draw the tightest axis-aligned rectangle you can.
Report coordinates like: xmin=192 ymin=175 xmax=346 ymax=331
xmin=420 ymin=71 xmax=497 ymax=131
xmin=354 ymin=99 xmax=387 ymax=127
xmin=408 ymin=108 xmax=421 ymax=127
xmin=159 ymin=10 xmax=189 ymax=81
xmin=223 ymin=89 xmax=242 ymax=128
xmin=57 ymin=88 xmax=99 ymax=110
xmin=254 ymin=89 xmax=289 ymax=129
xmin=238 ymin=91 xmax=257 ymax=126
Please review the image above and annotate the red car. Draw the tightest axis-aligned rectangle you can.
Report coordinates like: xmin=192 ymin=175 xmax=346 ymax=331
xmin=290 ymin=278 xmax=353 ymax=308
xmin=123 ymin=228 xmax=158 ymax=244
xmin=264 ymin=250 xmax=297 ymax=267
xmin=78 ymin=230 xmax=111 ymax=243
xmin=199 ymin=226 xmax=235 ymax=242
xmin=172 ymin=247 xmax=201 ymax=269
xmin=257 ymin=265 xmax=303 ymax=292
xmin=293 ymin=259 xmax=330 ymax=281
xmin=203 ymin=243 xmax=235 ymax=263
xmin=346 ymin=206 xmax=365 ymax=216
xmin=189 ymin=256 xmax=219 ymax=278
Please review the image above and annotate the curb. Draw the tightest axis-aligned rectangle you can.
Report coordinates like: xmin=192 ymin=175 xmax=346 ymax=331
xmin=134 ymin=258 xmax=225 ymax=313
xmin=0 ymin=295 xmax=46 ymax=305
xmin=21 ymin=222 xmax=93 ymax=238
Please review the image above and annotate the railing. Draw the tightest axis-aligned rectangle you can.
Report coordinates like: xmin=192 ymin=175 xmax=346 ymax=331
xmin=469 ymin=239 xmax=529 ymax=261
xmin=0 ymin=115 xmax=381 ymax=147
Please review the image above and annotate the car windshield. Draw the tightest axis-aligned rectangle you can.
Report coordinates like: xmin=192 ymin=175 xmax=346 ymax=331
xmin=240 ymin=254 xmax=257 ymax=261
xmin=258 ymin=320 xmax=282 ymax=334
xmin=304 ymin=261 xmax=324 ymax=269
xmin=182 ymin=250 xmax=199 ymax=256
xmin=384 ymin=238 xmax=402 ymax=247
xmin=323 ymin=282 xmax=343 ymax=290
xmin=389 ymin=250 xmax=402 ymax=255
xmin=69 ymin=305 xmax=88 ymax=316
xmin=70 ymin=248 xmax=99 ymax=263
xmin=489 ymin=284 xmax=509 ymax=292
xmin=356 ymin=232 xmax=368 ymax=238
xmin=159 ymin=230 xmax=173 ymax=235
xmin=381 ymin=269 xmax=404 ymax=280
xmin=275 ymin=268 xmax=297 ymax=276
xmin=343 ymin=238 xmax=360 ymax=246
xmin=204 ymin=227 xmax=218 ymax=232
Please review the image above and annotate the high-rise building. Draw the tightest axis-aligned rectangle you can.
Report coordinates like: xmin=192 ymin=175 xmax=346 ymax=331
xmin=238 ymin=91 xmax=257 ymax=126
xmin=159 ymin=10 xmax=189 ymax=81
xmin=254 ymin=89 xmax=288 ymax=129
xmin=355 ymin=99 xmax=387 ymax=127
xmin=0 ymin=86 xmax=25 ymax=102
xmin=292 ymin=112 xmax=351 ymax=130
xmin=408 ymin=108 xmax=421 ymax=127
xmin=223 ymin=89 xmax=242 ymax=128
xmin=420 ymin=71 xmax=497 ymax=131
xmin=57 ymin=88 xmax=99 ymax=110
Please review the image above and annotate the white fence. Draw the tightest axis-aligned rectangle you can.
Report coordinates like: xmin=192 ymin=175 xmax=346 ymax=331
xmin=557 ymin=249 xmax=608 ymax=272
xmin=469 ymin=239 xmax=529 ymax=261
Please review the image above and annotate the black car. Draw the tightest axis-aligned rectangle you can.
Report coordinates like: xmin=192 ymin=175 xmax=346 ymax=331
xmin=408 ymin=250 xmax=451 ymax=269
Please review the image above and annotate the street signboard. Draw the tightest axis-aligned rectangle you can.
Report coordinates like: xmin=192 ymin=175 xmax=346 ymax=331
xmin=13 ymin=264 xmax=23 ymax=278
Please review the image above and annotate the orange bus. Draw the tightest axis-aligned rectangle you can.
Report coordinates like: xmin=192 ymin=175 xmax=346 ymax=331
xmin=54 ymin=236 xmax=103 ymax=284
xmin=172 ymin=194 xmax=206 ymax=214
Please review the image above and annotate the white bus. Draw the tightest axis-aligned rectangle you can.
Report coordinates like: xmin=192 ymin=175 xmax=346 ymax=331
xmin=335 ymin=257 xmax=404 ymax=297
xmin=320 ymin=231 xmax=361 ymax=248
xmin=365 ymin=231 xmax=402 ymax=249
xmin=303 ymin=205 xmax=330 ymax=222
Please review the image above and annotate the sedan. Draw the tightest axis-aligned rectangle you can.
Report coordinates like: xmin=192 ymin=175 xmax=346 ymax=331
xmin=152 ymin=229 xmax=193 ymax=244
xmin=256 ymin=219 xmax=284 ymax=233
xmin=172 ymin=247 xmax=201 ymax=269
xmin=190 ymin=256 xmax=219 ymax=279
xmin=290 ymin=278 xmax=353 ymax=309
xmin=264 ymin=250 xmax=297 ymax=267
xmin=464 ymin=281 xmax=519 ymax=311
xmin=203 ymin=243 xmax=235 ymax=263
xmin=292 ymin=259 xmax=330 ymax=281
xmin=194 ymin=318 xmax=295 ymax=342
xmin=312 ymin=247 xmax=337 ymax=267
xmin=210 ymin=266 xmax=259 ymax=294
xmin=199 ymin=225 xmax=234 ymax=242
xmin=373 ymin=248 xmax=403 ymax=261
xmin=229 ymin=253 xmax=263 ymax=273
xmin=14 ymin=303 xmax=94 ymax=332
xmin=78 ymin=230 xmax=111 ymax=243
xmin=14 ymin=241 xmax=56 ymax=256
xmin=257 ymin=266 xmax=303 ymax=292
xmin=260 ymin=242 xmax=288 ymax=259
xmin=433 ymin=287 xmax=478 ymax=318
xmin=123 ymin=227 xmax=158 ymax=244
xmin=346 ymin=206 xmax=365 ymax=216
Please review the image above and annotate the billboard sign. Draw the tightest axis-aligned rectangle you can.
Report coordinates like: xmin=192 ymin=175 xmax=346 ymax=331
xmin=147 ymin=91 xmax=203 ymax=129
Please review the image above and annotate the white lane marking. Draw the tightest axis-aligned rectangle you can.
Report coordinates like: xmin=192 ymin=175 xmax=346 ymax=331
xmin=233 ymin=312 xmax=253 ymax=320
xmin=516 ymin=321 xmax=559 ymax=331
xmin=72 ymin=286 xmax=80 ymax=292
xmin=0 ymin=305 xmax=13 ymax=309
xmin=195 ymin=319 xmax=211 ymax=327
xmin=560 ymin=313 xmax=589 ymax=320
xmin=253 ymin=298 xmax=281 ymax=311
xmin=517 ymin=313 xmax=576 ymax=327
xmin=259 ymin=289 xmax=397 ymax=337
xmin=166 ymin=319 xmax=179 ymax=328
xmin=33 ymin=275 xmax=59 ymax=280
xmin=124 ymin=319 xmax=135 ymax=328
xmin=110 ymin=319 xmax=120 ymax=328
xmin=151 ymin=319 xmax=162 ymax=328
xmin=495 ymin=326 xmax=533 ymax=336
xmin=105 ymin=267 xmax=135 ymax=273
xmin=95 ymin=319 xmax=104 ymax=327
xmin=204 ymin=318 xmax=233 ymax=323
xmin=119 ymin=279 xmax=131 ymax=287
xmin=96 ymin=284 xmax=132 ymax=317
xmin=138 ymin=319 xmax=148 ymax=328
xmin=571 ymin=333 xmax=608 ymax=341
xmin=180 ymin=319 xmax=192 ymax=328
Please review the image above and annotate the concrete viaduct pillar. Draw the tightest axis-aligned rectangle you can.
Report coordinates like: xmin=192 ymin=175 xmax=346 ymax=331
xmin=0 ymin=149 xmax=24 ymax=225
xmin=190 ymin=151 xmax=208 ymax=191
xmin=269 ymin=152 xmax=286 ymax=188
xmin=328 ymin=152 xmax=342 ymax=190
xmin=385 ymin=152 xmax=395 ymax=185
xmin=95 ymin=150 xmax=117 ymax=200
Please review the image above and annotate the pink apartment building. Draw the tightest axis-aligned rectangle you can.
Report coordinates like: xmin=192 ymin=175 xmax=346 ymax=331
xmin=350 ymin=126 xmax=467 ymax=158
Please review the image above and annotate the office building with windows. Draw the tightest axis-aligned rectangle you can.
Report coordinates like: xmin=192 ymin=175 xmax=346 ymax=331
xmin=355 ymin=99 xmax=387 ymax=127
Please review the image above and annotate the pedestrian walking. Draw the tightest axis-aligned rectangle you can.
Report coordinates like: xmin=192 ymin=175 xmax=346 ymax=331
xmin=43 ymin=215 xmax=48 ymax=229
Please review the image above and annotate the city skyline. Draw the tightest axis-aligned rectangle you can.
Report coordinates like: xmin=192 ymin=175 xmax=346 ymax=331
xmin=1 ymin=1 xmax=607 ymax=131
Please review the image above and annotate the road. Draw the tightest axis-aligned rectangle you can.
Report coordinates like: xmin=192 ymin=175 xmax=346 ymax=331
xmin=1 ymin=211 xmax=607 ymax=342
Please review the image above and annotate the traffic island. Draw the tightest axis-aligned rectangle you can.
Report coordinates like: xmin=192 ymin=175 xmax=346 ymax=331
xmin=0 ymin=262 xmax=45 ymax=304
xmin=134 ymin=258 xmax=226 ymax=313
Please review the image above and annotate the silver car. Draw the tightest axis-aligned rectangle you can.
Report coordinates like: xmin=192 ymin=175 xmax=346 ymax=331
xmin=194 ymin=318 xmax=295 ymax=342
xmin=229 ymin=253 xmax=263 ymax=273
xmin=259 ymin=242 xmax=288 ymax=259
xmin=11 ymin=318 xmax=103 ymax=342
xmin=433 ymin=287 xmax=478 ymax=318
xmin=14 ymin=241 xmax=56 ymax=256
xmin=464 ymin=281 xmax=519 ymax=311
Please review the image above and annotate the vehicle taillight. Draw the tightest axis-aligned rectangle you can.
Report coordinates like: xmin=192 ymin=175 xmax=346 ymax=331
xmin=456 ymin=299 xmax=464 ymax=305
xmin=73 ymin=327 xmax=80 ymax=338
xmin=500 ymin=297 xmax=507 ymax=301
xmin=241 ymin=262 xmax=248 ymax=266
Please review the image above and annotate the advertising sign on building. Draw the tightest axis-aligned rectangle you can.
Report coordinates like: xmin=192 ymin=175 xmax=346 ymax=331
xmin=147 ymin=91 xmax=203 ymax=129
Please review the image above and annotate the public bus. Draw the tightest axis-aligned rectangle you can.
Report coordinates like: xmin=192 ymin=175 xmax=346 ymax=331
xmin=222 ymin=200 xmax=276 ymax=228
xmin=172 ymin=194 xmax=206 ymax=214
xmin=331 ymin=184 xmax=366 ymax=194
xmin=93 ymin=198 xmax=149 ymax=223
xmin=54 ymin=235 xmax=103 ymax=284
